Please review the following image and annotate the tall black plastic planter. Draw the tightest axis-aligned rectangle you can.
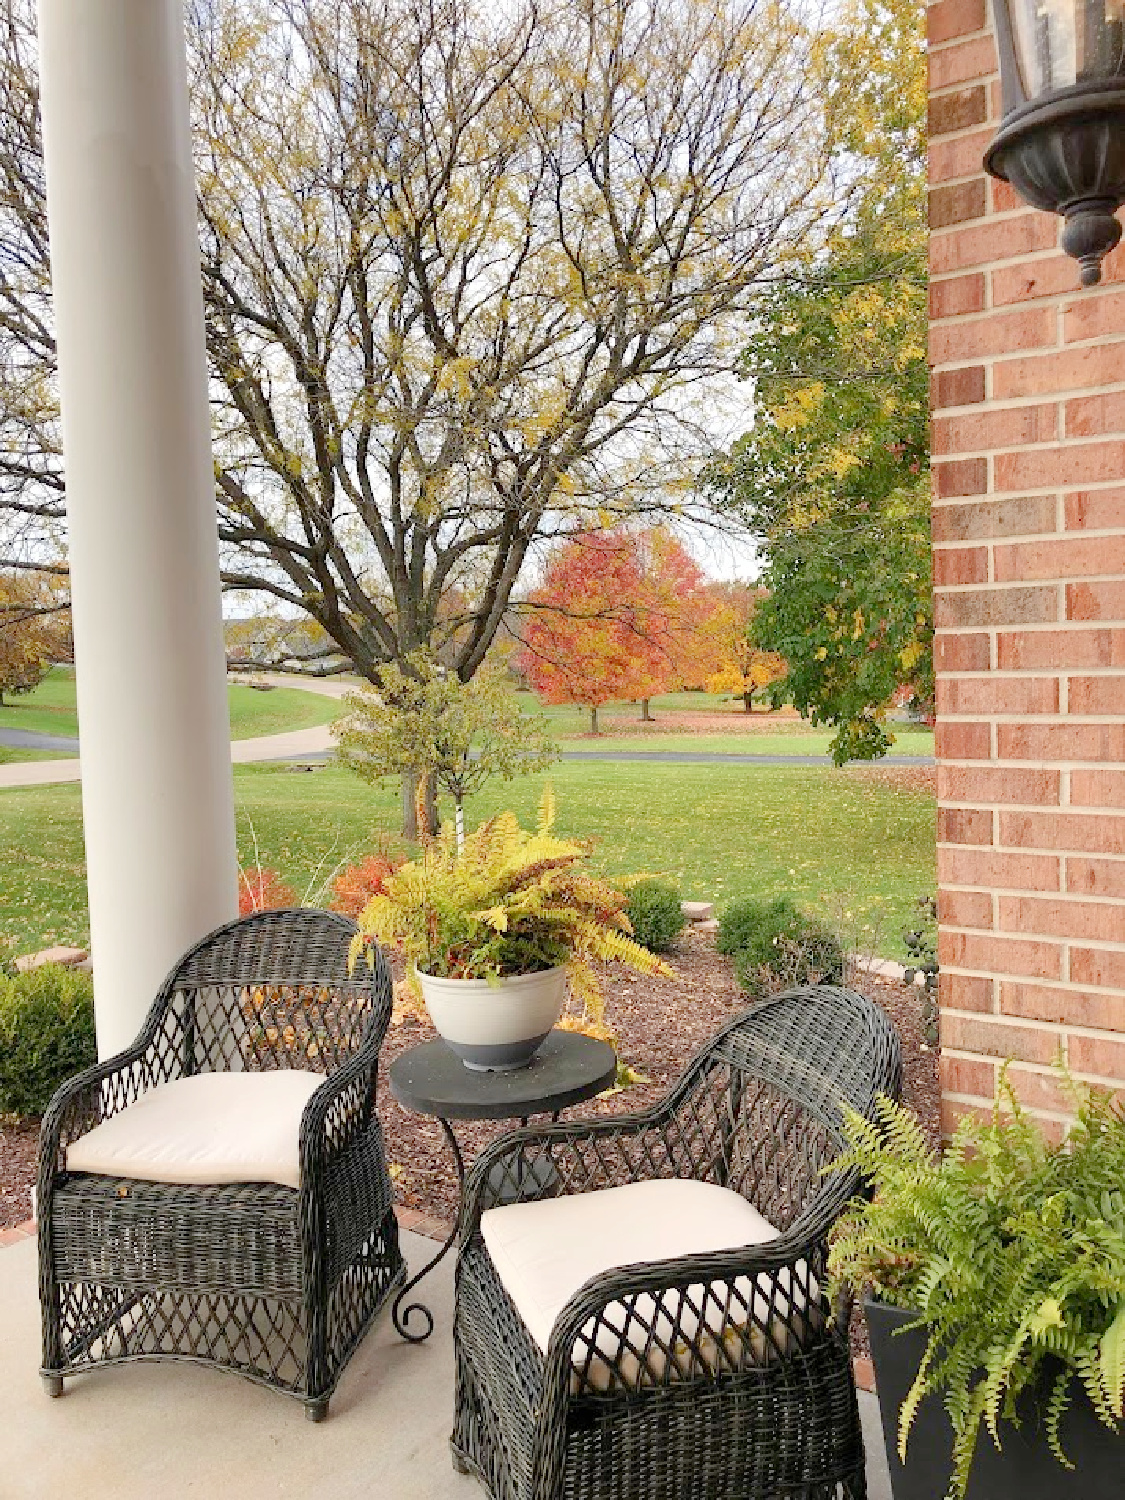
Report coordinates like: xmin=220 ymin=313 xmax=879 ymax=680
xmin=865 ymin=1299 xmax=1123 ymax=1500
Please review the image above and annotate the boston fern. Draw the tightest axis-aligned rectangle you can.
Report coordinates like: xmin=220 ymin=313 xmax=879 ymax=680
xmin=352 ymin=790 xmax=671 ymax=1028
xmin=828 ymin=1069 xmax=1125 ymax=1499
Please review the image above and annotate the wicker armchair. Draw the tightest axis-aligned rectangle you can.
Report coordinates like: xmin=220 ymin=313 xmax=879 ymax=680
xmin=452 ymin=985 xmax=902 ymax=1500
xmin=37 ymin=908 xmax=404 ymax=1420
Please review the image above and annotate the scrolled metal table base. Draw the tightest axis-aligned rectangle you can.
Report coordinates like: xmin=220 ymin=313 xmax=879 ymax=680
xmin=391 ymin=1117 xmax=464 ymax=1343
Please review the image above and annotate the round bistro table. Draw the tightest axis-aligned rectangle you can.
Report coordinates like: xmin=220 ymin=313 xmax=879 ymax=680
xmin=387 ymin=1030 xmax=617 ymax=1342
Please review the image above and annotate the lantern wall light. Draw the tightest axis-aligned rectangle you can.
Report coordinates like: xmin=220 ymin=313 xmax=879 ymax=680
xmin=985 ymin=0 xmax=1125 ymax=285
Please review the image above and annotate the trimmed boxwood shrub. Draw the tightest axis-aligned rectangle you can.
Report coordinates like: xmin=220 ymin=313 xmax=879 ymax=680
xmin=0 ymin=963 xmax=96 ymax=1119
xmin=717 ymin=896 xmax=844 ymax=998
xmin=626 ymin=879 xmax=685 ymax=954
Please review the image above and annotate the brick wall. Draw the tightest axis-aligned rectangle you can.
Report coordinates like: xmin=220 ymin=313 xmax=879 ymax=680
xmin=930 ymin=0 xmax=1125 ymax=1133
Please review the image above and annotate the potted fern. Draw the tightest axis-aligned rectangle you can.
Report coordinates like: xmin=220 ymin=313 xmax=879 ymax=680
xmin=828 ymin=1068 xmax=1125 ymax=1500
xmin=352 ymin=793 xmax=670 ymax=1070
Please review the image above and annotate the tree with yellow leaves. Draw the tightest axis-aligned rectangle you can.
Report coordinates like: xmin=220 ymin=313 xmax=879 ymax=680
xmin=693 ymin=582 xmax=787 ymax=712
xmin=709 ymin=0 xmax=930 ymax=763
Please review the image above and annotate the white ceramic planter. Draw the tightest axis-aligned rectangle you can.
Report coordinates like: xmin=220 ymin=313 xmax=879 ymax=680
xmin=417 ymin=964 xmax=568 ymax=1071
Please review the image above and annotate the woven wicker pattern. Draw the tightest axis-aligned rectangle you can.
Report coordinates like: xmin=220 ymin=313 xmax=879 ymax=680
xmin=37 ymin=908 xmax=404 ymax=1419
xmin=452 ymin=985 xmax=902 ymax=1498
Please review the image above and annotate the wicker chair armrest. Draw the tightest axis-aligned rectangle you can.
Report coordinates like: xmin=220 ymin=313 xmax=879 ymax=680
xmin=538 ymin=1231 xmax=831 ymax=1406
xmin=461 ymin=1107 xmax=684 ymax=1234
xmin=37 ymin=1016 xmax=173 ymax=1192
xmin=298 ymin=1039 xmax=379 ymax=1182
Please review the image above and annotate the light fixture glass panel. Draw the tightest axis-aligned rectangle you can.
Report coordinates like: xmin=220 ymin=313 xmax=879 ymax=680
xmin=1011 ymin=0 xmax=1125 ymax=95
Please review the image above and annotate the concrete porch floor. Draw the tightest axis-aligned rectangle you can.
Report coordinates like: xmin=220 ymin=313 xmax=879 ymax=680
xmin=1 ymin=1228 xmax=892 ymax=1499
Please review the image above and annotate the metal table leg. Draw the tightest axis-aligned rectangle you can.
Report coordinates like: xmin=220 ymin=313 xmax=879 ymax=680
xmin=391 ymin=1117 xmax=464 ymax=1343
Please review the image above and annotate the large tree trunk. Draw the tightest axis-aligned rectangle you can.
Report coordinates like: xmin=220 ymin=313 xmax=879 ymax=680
xmin=401 ymin=770 xmax=438 ymax=841
xmin=640 ymin=698 xmax=653 ymax=721
xmin=743 ymin=690 xmax=754 ymax=713
xmin=589 ymin=705 xmax=599 ymax=735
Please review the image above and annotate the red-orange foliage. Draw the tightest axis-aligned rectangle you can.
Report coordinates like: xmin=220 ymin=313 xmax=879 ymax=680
xmin=329 ymin=854 xmax=399 ymax=918
xmin=238 ymin=867 xmax=296 ymax=916
xmin=521 ymin=528 xmax=704 ymax=729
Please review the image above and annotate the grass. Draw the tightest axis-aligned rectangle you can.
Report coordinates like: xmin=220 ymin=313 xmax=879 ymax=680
xmin=0 ymin=759 xmax=935 ymax=960
xmin=0 ymin=667 xmax=340 ymax=743
xmin=0 ymin=747 xmax=76 ymax=765
xmin=517 ymin=690 xmax=934 ymax=758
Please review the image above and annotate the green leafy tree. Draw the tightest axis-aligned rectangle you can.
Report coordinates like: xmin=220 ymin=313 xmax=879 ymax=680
xmin=335 ymin=654 xmax=557 ymax=846
xmin=711 ymin=0 xmax=930 ymax=763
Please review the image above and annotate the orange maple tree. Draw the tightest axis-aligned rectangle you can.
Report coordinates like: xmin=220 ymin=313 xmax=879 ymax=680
xmin=521 ymin=529 xmax=701 ymax=732
xmin=690 ymin=582 xmax=788 ymax=711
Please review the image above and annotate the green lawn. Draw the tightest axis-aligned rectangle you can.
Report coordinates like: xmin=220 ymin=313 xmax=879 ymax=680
xmin=0 ymin=746 xmax=76 ymax=765
xmin=0 ymin=759 xmax=935 ymax=959
xmin=561 ymin=731 xmax=935 ymax=758
xmin=0 ymin=667 xmax=340 ymax=742
xmin=517 ymin=690 xmax=934 ymax=758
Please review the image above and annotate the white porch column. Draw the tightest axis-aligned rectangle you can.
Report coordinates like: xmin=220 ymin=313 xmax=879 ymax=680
xmin=37 ymin=0 xmax=238 ymax=1058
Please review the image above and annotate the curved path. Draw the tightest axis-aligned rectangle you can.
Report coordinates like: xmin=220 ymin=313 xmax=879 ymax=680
xmin=0 ymin=673 xmax=349 ymax=790
xmin=0 ymin=675 xmax=933 ymax=788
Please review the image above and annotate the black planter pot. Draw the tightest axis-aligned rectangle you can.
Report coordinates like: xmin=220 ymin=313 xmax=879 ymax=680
xmin=864 ymin=1298 xmax=1124 ymax=1500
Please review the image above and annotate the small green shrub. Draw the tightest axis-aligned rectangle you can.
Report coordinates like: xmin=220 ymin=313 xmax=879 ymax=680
xmin=0 ymin=963 xmax=96 ymax=1118
xmin=717 ymin=896 xmax=844 ymax=997
xmin=626 ymin=879 xmax=685 ymax=953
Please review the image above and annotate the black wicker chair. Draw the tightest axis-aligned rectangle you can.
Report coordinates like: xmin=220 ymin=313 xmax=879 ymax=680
xmin=37 ymin=908 xmax=404 ymax=1420
xmin=452 ymin=985 xmax=902 ymax=1499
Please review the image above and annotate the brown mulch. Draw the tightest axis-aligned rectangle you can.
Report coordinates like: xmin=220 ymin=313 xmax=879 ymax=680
xmin=571 ymin=706 xmax=808 ymax=737
xmin=0 ymin=1118 xmax=37 ymax=1230
xmin=0 ymin=935 xmax=940 ymax=1363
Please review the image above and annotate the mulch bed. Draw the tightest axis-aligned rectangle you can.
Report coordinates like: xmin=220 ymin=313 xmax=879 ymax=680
xmin=0 ymin=930 xmax=939 ymax=1363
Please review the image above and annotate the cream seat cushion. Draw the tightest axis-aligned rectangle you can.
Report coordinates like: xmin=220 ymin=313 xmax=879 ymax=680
xmin=65 ymin=1070 xmax=322 ymax=1190
xmin=480 ymin=1178 xmax=817 ymax=1393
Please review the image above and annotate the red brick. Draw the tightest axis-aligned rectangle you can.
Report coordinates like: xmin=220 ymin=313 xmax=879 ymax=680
xmin=932 ymin=366 xmax=986 ymax=409
xmin=1065 ymin=392 xmax=1125 ymax=438
xmin=1067 ymin=581 xmax=1125 ymax=621
xmin=930 ymin=129 xmax=996 ymax=186
xmin=939 ymin=845 xmax=1061 ymax=890
xmin=941 ymin=1054 xmax=998 ymax=1100
xmin=1071 ymin=947 xmax=1125 ymax=989
xmin=930 ymin=35 xmax=997 ymax=89
xmin=933 ymin=546 xmax=988 ymax=585
xmin=932 ymin=494 xmax=1057 ymax=542
xmin=1068 ymin=1031 xmax=1125 ymax=1081
xmin=929 ymin=0 xmax=987 ymax=44
xmin=992 ymin=254 xmax=1089 ymax=306
xmin=990 ymin=179 xmax=1025 ymax=215
xmin=935 ymin=630 xmax=992 ymax=671
xmin=995 ymin=534 xmax=1125 ymax=581
xmin=1068 ymin=677 xmax=1125 ymax=715
xmin=1067 ymin=856 xmax=1125 ymax=897
xmin=939 ymin=888 xmax=994 ymax=928
xmin=999 ymin=895 xmax=1125 ymax=941
xmin=941 ymin=1009 xmax=1063 ymax=1060
xmin=940 ymin=971 xmax=996 ymax=1012
xmin=935 ymin=720 xmax=992 ymax=761
xmin=934 ymin=457 xmax=988 ymax=497
xmin=995 ymin=443 xmax=1125 ymax=494
xmin=994 ymin=345 xmax=1125 ymax=398
xmin=938 ymin=806 xmax=995 ymax=846
xmin=941 ymin=1096 xmax=995 ymax=1135
xmin=932 ymin=213 xmax=1057 ymax=275
xmin=1064 ymin=288 xmax=1125 ymax=342
xmin=930 ymin=273 xmax=986 ymax=321
xmin=997 ymin=722 xmax=1125 ymax=761
xmin=1000 ymin=810 xmax=1125 ymax=854
xmin=939 ymin=765 xmax=1060 ymax=803
xmin=1071 ymin=770 xmax=1125 ymax=807
xmin=929 ymin=178 xmax=988 ymax=229
xmin=1007 ymin=1065 xmax=1083 ymax=1114
xmin=931 ymin=308 xmax=1054 ymax=365
xmin=1065 ymin=489 xmax=1125 ymax=530
xmin=937 ymin=676 xmax=1059 ymax=716
xmin=1001 ymin=980 xmax=1125 ymax=1030
xmin=935 ymin=586 xmax=1058 ymax=628
xmin=998 ymin=628 xmax=1125 ymax=670
xmin=932 ymin=405 xmax=1058 ymax=457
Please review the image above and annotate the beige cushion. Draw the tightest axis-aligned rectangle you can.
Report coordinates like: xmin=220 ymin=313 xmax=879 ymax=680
xmin=480 ymin=1178 xmax=818 ymax=1392
xmin=66 ymin=1071 xmax=322 ymax=1190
